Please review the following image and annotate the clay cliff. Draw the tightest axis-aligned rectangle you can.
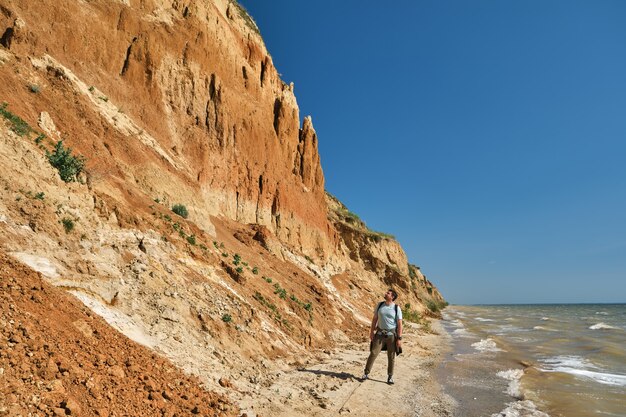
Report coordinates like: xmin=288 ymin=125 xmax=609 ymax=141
xmin=0 ymin=0 xmax=446 ymax=415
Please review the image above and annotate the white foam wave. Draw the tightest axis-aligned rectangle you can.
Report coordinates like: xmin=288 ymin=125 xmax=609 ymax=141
xmin=539 ymin=355 xmax=626 ymax=387
xmin=497 ymin=369 xmax=525 ymax=398
xmin=595 ymin=311 xmax=609 ymax=315
xmin=589 ymin=322 xmax=618 ymax=330
xmin=490 ymin=400 xmax=550 ymax=417
xmin=543 ymin=367 xmax=626 ymax=387
xmin=472 ymin=338 xmax=503 ymax=352
xmin=540 ymin=317 xmax=550 ymax=321
xmin=533 ymin=326 xmax=555 ymax=331
xmin=452 ymin=328 xmax=472 ymax=338
xmin=476 ymin=317 xmax=495 ymax=322
xmin=450 ymin=319 xmax=464 ymax=328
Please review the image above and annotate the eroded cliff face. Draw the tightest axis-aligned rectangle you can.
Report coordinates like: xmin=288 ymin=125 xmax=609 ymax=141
xmin=0 ymin=0 xmax=332 ymax=257
xmin=0 ymin=0 xmax=445 ymax=413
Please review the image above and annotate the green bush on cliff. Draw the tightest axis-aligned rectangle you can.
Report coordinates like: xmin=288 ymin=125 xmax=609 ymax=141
xmin=172 ymin=204 xmax=189 ymax=219
xmin=47 ymin=141 xmax=86 ymax=182
xmin=403 ymin=303 xmax=422 ymax=323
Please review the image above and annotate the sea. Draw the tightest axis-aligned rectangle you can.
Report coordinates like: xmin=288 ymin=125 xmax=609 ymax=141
xmin=437 ymin=304 xmax=626 ymax=417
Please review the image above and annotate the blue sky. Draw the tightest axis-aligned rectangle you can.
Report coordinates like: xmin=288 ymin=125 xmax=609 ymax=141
xmin=238 ymin=1 xmax=626 ymax=304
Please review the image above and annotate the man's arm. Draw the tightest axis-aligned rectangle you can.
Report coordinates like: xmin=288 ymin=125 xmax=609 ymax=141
xmin=396 ymin=319 xmax=403 ymax=345
xmin=370 ymin=312 xmax=378 ymax=341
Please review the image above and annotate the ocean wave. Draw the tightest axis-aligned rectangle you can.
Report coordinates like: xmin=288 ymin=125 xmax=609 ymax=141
xmin=472 ymin=338 xmax=503 ymax=352
xmin=589 ymin=322 xmax=618 ymax=330
xmin=496 ymin=369 xmax=525 ymax=399
xmin=595 ymin=311 xmax=609 ymax=315
xmin=449 ymin=319 xmax=464 ymax=328
xmin=452 ymin=328 xmax=472 ymax=338
xmin=540 ymin=317 xmax=550 ymax=321
xmin=476 ymin=317 xmax=495 ymax=322
xmin=490 ymin=400 xmax=550 ymax=417
xmin=532 ymin=326 xmax=555 ymax=331
xmin=539 ymin=355 xmax=626 ymax=387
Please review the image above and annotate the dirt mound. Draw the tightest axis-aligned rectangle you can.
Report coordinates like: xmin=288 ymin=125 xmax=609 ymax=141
xmin=0 ymin=251 xmax=237 ymax=417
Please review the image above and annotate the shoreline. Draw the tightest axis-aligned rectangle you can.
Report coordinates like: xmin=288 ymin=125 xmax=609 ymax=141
xmin=237 ymin=319 xmax=456 ymax=417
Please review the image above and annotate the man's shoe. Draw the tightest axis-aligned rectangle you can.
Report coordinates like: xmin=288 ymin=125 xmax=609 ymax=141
xmin=387 ymin=375 xmax=394 ymax=385
xmin=361 ymin=373 xmax=368 ymax=381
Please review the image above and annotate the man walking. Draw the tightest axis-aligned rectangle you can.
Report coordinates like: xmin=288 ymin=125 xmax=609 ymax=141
xmin=362 ymin=289 xmax=403 ymax=384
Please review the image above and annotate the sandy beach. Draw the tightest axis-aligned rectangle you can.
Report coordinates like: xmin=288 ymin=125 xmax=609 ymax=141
xmin=237 ymin=320 xmax=455 ymax=417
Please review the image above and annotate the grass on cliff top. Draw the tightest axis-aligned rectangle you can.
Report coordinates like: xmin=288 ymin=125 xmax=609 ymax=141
xmin=325 ymin=191 xmax=395 ymax=241
xmin=230 ymin=1 xmax=260 ymax=36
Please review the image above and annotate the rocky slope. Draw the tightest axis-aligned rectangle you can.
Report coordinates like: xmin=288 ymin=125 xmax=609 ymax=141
xmin=0 ymin=0 xmax=446 ymax=415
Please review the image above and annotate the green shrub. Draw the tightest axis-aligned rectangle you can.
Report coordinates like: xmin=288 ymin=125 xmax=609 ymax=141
xmin=426 ymin=300 xmax=440 ymax=313
xmin=273 ymin=283 xmax=287 ymax=299
xmin=403 ymin=303 xmax=421 ymax=323
xmin=46 ymin=141 xmax=86 ymax=182
xmin=251 ymin=266 xmax=259 ymax=275
xmin=233 ymin=254 xmax=241 ymax=265
xmin=303 ymin=302 xmax=313 ymax=312
xmin=221 ymin=314 xmax=232 ymax=323
xmin=34 ymin=133 xmax=45 ymax=145
xmin=222 ymin=252 xmax=228 ymax=257
xmin=171 ymin=204 xmax=189 ymax=219
xmin=29 ymin=84 xmax=40 ymax=93
xmin=61 ymin=218 xmax=74 ymax=233
xmin=186 ymin=234 xmax=196 ymax=245
xmin=34 ymin=192 xmax=45 ymax=200
xmin=236 ymin=266 xmax=244 ymax=274
xmin=263 ymin=276 xmax=272 ymax=283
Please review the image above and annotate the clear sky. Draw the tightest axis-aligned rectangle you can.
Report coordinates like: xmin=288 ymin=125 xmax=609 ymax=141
xmin=238 ymin=0 xmax=626 ymax=304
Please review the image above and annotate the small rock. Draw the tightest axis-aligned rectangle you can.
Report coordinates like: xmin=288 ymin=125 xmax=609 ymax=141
xmin=218 ymin=377 xmax=232 ymax=388
xmin=95 ymin=408 xmax=109 ymax=417
xmin=61 ymin=397 xmax=81 ymax=415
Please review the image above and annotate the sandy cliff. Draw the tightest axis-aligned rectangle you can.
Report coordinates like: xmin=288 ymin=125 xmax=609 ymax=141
xmin=0 ymin=1 xmax=446 ymax=415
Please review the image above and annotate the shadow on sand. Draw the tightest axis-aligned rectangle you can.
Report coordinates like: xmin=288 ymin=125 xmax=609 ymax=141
xmin=297 ymin=369 xmax=389 ymax=385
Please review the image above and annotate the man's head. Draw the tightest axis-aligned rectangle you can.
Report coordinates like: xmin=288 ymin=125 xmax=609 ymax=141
xmin=385 ymin=289 xmax=398 ymax=301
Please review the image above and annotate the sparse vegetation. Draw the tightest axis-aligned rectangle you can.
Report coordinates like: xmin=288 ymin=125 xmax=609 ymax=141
xmin=171 ymin=204 xmax=189 ymax=219
xmin=403 ymin=303 xmax=421 ymax=323
xmin=34 ymin=133 xmax=45 ymax=145
xmin=273 ymin=283 xmax=287 ymax=299
xmin=29 ymin=84 xmax=40 ymax=93
xmin=186 ymin=234 xmax=196 ymax=245
xmin=61 ymin=218 xmax=74 ymax=233
xmin=34 ymin=192 xmax=45 ymax=200
xmin=235 ymin=266 xmax=244 ymax=274
xmin=46 ymin=140 xmax=86 ymax=183
xmin=233 ymin=254 xmax=241 ymax=266
xmin=304 ymin=255 xmax=313 ymax=263
xmin=230 ymin=1 xmax=260 ymax=35
xmin=222 ymin=253 xmax=228 ymax=257
xmin=251 ymin=266 xmax=259 ymax=275
xmin=221 ymin=314 xmax=232 ymax=323
xmin=263 ymin=276 xmax=272 ymax=283
xmin=0 ymin=103 xmax=32 ymax=136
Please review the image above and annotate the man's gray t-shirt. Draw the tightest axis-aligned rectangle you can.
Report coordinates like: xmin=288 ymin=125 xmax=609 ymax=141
xmin=376 ymin=303 xmax=403 ymax=330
